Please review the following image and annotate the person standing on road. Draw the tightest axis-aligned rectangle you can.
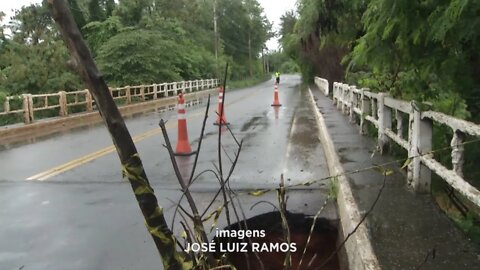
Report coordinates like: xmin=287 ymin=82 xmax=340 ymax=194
xmin=275 ymin=71 xmax=280 ymax=85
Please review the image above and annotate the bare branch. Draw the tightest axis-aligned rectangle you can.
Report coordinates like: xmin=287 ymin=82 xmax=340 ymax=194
xmin=188 ymin=95 xmax=212 ymax=185
xmin=217 ymin=63 xmax=232 ymax=227
xmin=159 ymin=119 xmax=211 ymax=256
xmin=298 ymin=196 xmax=331 ymax=269
xmin=249 ymin=200 xmax=280 ymax=212
xmin=277 ymin=174 xmax=292 ymax=270
xmin=172 ymin=169 xmax=222 ymax=230
xmin=317 ymin=172 xmax=387 ymax=270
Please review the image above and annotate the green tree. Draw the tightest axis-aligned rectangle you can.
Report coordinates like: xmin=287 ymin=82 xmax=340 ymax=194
xmin=0 ymin=40 xmax=80 ymax=94
xmin=82 ymin=15 xmax=124 ymax=56
xmin=114 ymin=0 xmax=152 ymax=26
xmin=105 ymin=0 xmax=115 ymax=17
xmin=9 ymin=2 xmax=55 ymax=45
xmin=88 ymin=0 xmax=105 ymax=22
xmin=280 ymin=0 xmax=365 ymax=84
xmin=68 ymin=0 xmax=87 ymax=28
xmin=217 ymin=0 xmax=272 ymax=79
xmin=349 ymin=0 xmax=480 ymax=120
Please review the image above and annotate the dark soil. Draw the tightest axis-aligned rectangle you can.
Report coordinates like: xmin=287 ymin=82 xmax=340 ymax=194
xmin=215 ymin=211 xmax=340 ymax=270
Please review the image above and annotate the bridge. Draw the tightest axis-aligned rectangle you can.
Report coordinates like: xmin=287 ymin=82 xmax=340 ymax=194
xmin=0 ymin=75 xmax=479 ymax=269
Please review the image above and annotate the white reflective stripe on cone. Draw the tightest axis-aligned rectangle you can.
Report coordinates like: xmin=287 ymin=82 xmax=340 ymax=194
xmin=177 ymin=104 xmax=185 ymax=110
xmin=178 ymin=113 xmax=187 ymax=120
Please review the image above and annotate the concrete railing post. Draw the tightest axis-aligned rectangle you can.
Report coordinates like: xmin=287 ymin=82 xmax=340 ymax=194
xmin=4 ymin=99 xmax=10 ymax=113
xmin=173 ymin=83 xmax=178 ymax=95
xmin=360 ymin=89 xmax=371 ymax=135
xmin=325 ymin=79 xmax=330 ymax=96
xmin=22 ymin=94 xmax=33 ymax=124
xmin=396 ymin=110 xmax=403 ymax=138
xmin=451 ymin=131 xmax=465 ymax=177
xmin=59 ymin=91 xmax=68 ymax=116
xmin=332 ymin=83 xmax=337 ymax=105
xmin=349 ymin=86 xmax=356 ymax=123
xmin=339 ymin=85 xmax=344 ymax=112
xmin=125 ymin=86 xmax=131 ymax=104
xmin=377 ymin=93 xmax=391 ymax=154
xmin=343 ymin=85 xmax=349 ymax=114
xmin=140 ymin=86 xmax=145 ymax=101
xmin=408 ymin=108 xmax=432 ymax=192
xmin=85 ymin=90 xmax=93 ymax=111
xmin=153 ymin=84 xmax=158 ymax=99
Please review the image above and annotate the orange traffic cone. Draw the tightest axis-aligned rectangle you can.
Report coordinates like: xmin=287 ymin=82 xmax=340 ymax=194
xmin=271 ymin=83 xmax=282 ymax=106
xmin=175 ymin=93 xmax=196 ymax=156
xmin=214 ymin=86 xmax=229 ymax=126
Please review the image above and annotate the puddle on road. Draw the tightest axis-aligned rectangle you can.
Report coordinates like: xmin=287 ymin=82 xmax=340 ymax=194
xmin=215 ymin=212 xmax=341 ymax=270
xmin=240 ymin=116 xmax=263 ymax=132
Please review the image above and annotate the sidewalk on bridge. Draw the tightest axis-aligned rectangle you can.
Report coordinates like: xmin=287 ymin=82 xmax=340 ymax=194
xmin=309 ymin=86 xmax=480 ymax=270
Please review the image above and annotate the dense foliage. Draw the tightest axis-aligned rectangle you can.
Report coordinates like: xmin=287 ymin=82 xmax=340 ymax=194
xmin=0 ymin=0 xmax=272 ymax=98
xmin=281 ymin=0 xmax=480 ymax=123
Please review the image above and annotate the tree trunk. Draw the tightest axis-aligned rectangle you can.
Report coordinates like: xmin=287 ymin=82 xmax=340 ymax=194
xmin=47 ymin=1 xmax=190 ymax=269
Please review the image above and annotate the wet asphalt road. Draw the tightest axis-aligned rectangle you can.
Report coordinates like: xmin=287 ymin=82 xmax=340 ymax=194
xmin=0 ymin=75 xmax=333 ymax=270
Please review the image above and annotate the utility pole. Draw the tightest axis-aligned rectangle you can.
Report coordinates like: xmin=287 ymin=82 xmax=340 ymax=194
xmin=248 ymin=32 xmax=252 ymax=77
xmin=213 ymin=0 xmax=218 ymax=60
xmin=261 ymin=47 xmax=265 ymax=74
xmin=266 ymin=49 xmax=270 ymax=74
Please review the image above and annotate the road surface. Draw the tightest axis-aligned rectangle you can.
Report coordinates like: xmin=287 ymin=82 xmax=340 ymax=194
xmin=0 ymin=75 xmax=334 ymax=270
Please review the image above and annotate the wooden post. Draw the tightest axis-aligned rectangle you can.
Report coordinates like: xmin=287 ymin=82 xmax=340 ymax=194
xmin=377 ymin=93 xmax=391 ymax=154
xmin=409 ymin=108 xmax=432 ymax=192
xmin=59 ymin=91 xmax=68 ymax=116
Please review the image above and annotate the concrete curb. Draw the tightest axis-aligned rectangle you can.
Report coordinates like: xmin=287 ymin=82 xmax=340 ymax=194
xmin=307 ymin=87 xmax=381 ymax=270
xmin=0 ymin=88 xmax=217 ymax=145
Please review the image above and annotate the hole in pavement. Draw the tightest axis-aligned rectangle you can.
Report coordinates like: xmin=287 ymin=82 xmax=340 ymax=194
xmin=214 ymin=211 xmax=341 ymax=270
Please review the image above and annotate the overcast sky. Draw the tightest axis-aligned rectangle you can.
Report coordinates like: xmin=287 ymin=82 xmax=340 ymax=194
xmin=0 ymin=0 xmax=297 ymax=50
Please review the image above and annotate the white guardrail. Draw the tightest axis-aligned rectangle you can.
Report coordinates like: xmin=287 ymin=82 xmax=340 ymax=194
xmin=314 ymin=77 xmax=480 ymax=208
xmin=0 ymin=79 xmax=220 ymax=125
